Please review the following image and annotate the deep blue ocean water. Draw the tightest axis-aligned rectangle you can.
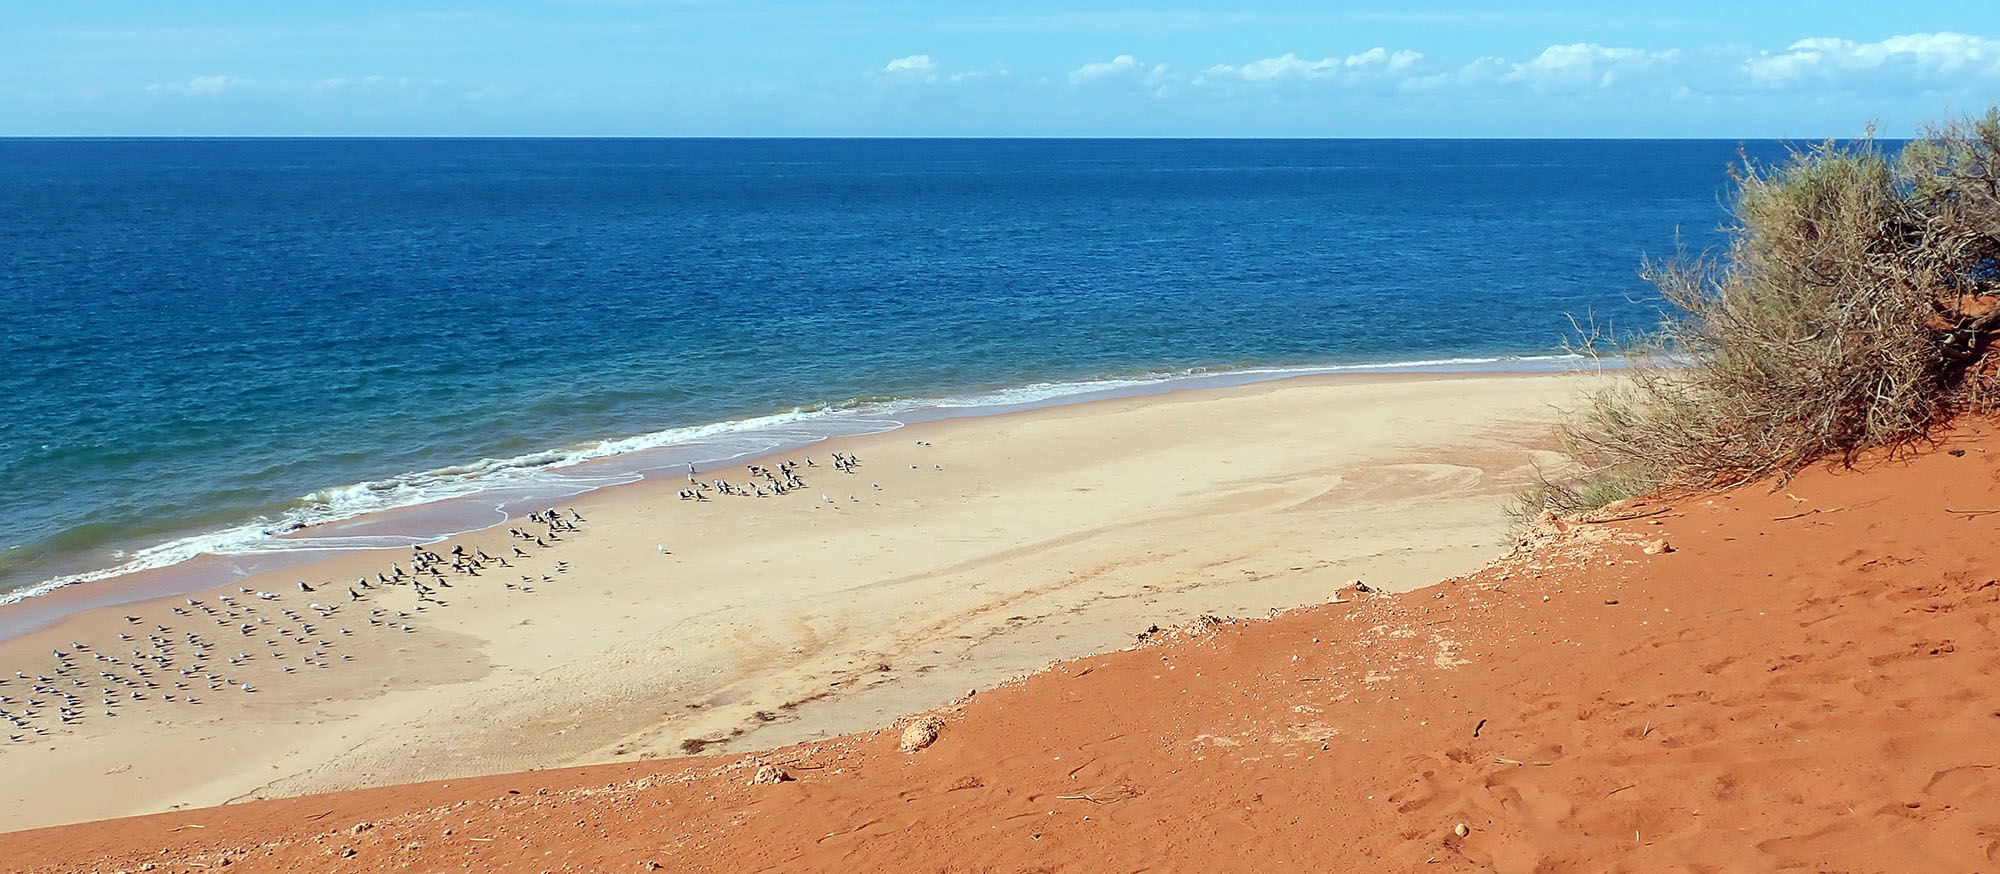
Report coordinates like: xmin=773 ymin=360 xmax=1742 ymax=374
xmin=0 ymin=138 xmax=1771 ymax=603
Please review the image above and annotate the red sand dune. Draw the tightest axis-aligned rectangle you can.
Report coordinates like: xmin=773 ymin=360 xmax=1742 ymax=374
xmin=10 ymin=425 xmax=2000 ymax=873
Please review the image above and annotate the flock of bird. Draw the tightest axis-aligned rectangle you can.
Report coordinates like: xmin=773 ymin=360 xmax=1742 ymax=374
xmin=677 ymin=451 xmax=881 ymax=504
xmin=2 ymin=447 xmax=914 ymax=751
xmin=0 ymin=508 xmax=588 ymax=748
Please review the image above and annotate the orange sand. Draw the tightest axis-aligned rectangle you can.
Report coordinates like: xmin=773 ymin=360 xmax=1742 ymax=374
xmin=7 ymin=419 xmax=1998 ymax=870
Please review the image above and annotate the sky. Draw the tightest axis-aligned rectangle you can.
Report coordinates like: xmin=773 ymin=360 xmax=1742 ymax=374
xmin=2 ymin=2 xmax=1996 ymax=137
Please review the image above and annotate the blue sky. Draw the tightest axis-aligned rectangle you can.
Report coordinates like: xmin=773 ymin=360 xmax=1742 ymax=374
xmin=3 ymin=2 xmax=1996 ymax=137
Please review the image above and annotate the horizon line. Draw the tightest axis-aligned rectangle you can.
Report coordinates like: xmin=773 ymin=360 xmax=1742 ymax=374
xmin=0 ymin=134 xmax=1897 ymax=142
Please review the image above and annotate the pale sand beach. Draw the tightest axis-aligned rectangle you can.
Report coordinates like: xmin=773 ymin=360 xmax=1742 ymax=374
xmin=0 ymin=370 xmax=1580 ymax=833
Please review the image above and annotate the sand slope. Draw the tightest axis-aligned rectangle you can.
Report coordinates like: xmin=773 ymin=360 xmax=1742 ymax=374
xmin=0 ymin=373 xmax=1575 ymax=832
xmin=9 ymin=422 xmax=2000 ymax=870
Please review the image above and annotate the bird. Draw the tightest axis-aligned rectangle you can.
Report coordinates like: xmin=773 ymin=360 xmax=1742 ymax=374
xmin=658 ymin=544 xmax=670 ymax=554
xmin=297 ymin=581 xmax=314 ymax=593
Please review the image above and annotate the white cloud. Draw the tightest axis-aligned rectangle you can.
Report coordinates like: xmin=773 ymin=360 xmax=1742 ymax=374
xmin=1070 ymin=54 xmax=1141 ymax=84
xmin=876 ymin=54 xmax=1008 ymax=86
xmin=1492 ymin=43 xmax=1679 ymax=90
xmin=882 ymin=54 xmax=940 ymax=82
xmin=1745 ymin=32 xmax=2000 ymax=86
xmin=146 ymin=74 xmax=245 ymax=96
xmin=1067 ymin=54 xmax=1170 ymax=87
xmin=1203 ymin=48 xmax=1423 ymax=84
xmin=948 ymin=66 xmax=1009 ymax=83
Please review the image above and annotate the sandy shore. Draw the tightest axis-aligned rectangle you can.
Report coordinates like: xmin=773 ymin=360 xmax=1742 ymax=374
xmin=9 ymin=397 xmax=2000 ymax=872
xmin=0 ymin=371 xmax=1579 ymax=833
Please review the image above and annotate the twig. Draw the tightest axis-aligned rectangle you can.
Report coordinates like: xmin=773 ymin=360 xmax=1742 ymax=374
xmin=170 ymin=824 xmax=207 ymax=832
xmin=1607 ymin=783 xmax=1638 ymax=796
xmin=1582 ymin=507 xmax=1673 ymax=524
xmin=1945 ymin=507 xmax=2000 ymax=518
xmin=1056 ymin=784 xmax=1139 ymax=805
xmin=1296 ymin=677 xmax=1324 ymax=683
xmin=1772 ymin=508 xmax=1826 ymax=521
xmin=306 ymin=810 xmax=334 ymax=821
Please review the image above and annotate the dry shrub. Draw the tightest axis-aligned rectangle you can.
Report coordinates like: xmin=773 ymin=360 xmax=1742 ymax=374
xmin=1550 ymin=109 xmax=2000 ymax=508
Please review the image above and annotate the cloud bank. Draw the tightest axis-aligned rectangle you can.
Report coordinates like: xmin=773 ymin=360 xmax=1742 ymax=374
xmin=1746 ymin=32 xmax=2000 ymax=86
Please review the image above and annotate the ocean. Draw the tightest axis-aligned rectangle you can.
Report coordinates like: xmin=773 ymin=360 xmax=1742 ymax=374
xmin=0 ymin=138 xmax=1767 ymax=606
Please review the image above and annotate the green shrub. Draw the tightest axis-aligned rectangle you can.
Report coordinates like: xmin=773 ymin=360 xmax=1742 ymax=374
xmin=1545 ymin=109 xmax=2000 ymax=512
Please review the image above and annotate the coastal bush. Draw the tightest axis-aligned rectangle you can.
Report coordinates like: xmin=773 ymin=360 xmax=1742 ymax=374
xmin=1538 ymin=109 xmax=2000 ymax=514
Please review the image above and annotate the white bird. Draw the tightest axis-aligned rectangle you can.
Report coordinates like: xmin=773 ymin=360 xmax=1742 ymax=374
xmin=658 ymin=544 xmax=670 ymax=554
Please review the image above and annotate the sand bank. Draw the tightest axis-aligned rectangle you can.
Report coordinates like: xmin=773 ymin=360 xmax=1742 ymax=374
xmin=0 ymin=371 xmax=1579 ymax=833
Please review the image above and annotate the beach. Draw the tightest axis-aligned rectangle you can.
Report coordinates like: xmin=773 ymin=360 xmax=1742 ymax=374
xmin=0 ymin=370 xmax=1580 ymax=833
xmin=7 ymin=390 xmax=1999 ymax=872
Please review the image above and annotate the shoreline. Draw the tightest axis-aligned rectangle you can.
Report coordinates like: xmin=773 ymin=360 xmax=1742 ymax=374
xmin=0 ymin=356 xmax=1581 ymax=639
xmin=0 ymin=369 xmax=1583 ymax=832
xmin=9 ymin=413 xmax=1993 ymax=871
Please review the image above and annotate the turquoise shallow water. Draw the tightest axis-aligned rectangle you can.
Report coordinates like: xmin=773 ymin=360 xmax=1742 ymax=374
xmin=0 ymin=138 xmax=1769 ymax=602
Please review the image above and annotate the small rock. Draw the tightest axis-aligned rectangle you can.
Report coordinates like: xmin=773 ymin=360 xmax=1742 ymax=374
xmin=1453 ymin=822 xmax=1470 ymax=837
xmin=749 ymin=763 xmax=792 ymax=785
xmin=341 ymin=848 xmax=356 ymax=858
xmin=1642 ymin=539 xmax=1673 ymax=555
xmin=350 ymin=821 xmax=373 ymax=835
xmin=900 ymin=715 xmax=946 ymax=752
xmin=641 ymin=861 xmax=663 ymax=870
